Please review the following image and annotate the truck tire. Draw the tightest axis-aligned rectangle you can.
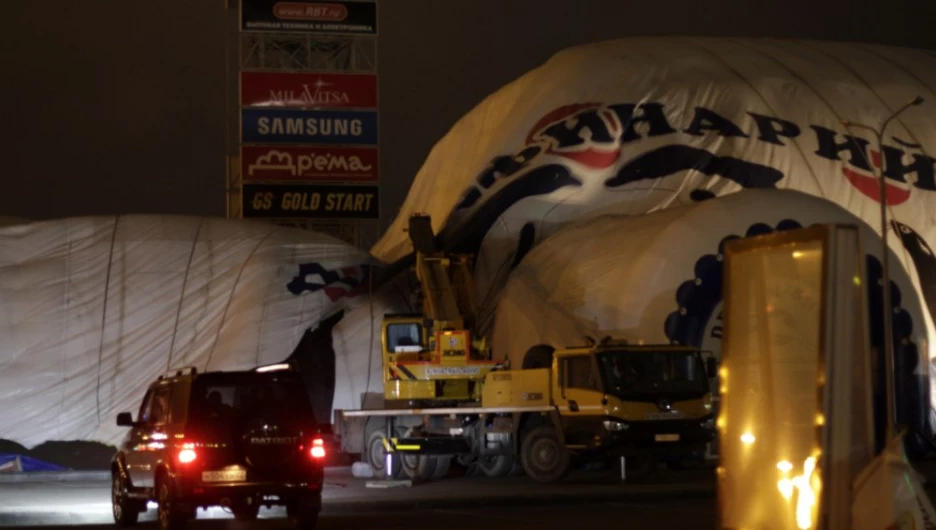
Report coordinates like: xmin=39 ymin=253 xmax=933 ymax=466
xmin=366 ymin=430 xmax=403 ymax=479
xmin=431 ymin=455 xmax=452 ymax=479
xmin=522 ymin=345 xmax=554 ymax=369
xmin=521 ymin=426 xmax=571 ymax=483
xmin=401 ymin=428 xmax=437 ymax=480
xmin=401 ymin=453 xmax=437 ymax=481
xmin=455 ymin=454 xmax=484 ymax=477
xmin=478 ymin=455 xmax=514 ymax=478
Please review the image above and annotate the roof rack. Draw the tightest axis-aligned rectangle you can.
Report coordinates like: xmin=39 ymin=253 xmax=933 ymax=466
xmin=158 ymin=366 xmax=198 ymax=380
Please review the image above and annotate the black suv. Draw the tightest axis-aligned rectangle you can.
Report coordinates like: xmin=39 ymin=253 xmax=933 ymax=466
xmin=111 ymin=364 xmax=325 ymax=530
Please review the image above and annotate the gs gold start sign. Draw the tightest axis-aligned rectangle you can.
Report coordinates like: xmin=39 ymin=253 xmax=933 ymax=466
xmin=242 ymin=183 xmax=379 ymax=219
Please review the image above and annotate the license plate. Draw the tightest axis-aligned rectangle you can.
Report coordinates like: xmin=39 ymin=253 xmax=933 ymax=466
xmin=202 ymin=469 xmax=246 ymax=482
xmin=655 ymin=434 xmax=680 ymax=442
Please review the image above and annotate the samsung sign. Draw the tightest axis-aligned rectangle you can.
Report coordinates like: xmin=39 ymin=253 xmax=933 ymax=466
xmin=241 ymin=108 xmax=378 ymax=145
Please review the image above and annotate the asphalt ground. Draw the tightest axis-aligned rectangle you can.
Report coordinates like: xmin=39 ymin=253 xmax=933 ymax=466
xmin=0 ymin=467 xmax=715 ymax=527
xmin=0 ymin=499 xmax=715 ymax=530
xmin=6 ymin=460 xmax=936 ymax=528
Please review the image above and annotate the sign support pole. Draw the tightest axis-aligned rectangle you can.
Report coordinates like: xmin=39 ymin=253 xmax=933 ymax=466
xmin=842 ymin=95 xmax=925 ymax=442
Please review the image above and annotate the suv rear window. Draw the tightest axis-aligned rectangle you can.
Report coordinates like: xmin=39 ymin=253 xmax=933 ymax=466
xmin=189 ymin=372 xmax=316 ymax=424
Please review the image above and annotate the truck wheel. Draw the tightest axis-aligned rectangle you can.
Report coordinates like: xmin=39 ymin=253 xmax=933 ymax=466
xmin=366 ymin=430 xmax=403 ymax=479
xmin=401 ymin=453 xmax=437 ymax=481
xmin=522 ymin=345 xmax=554 ymax=369
xmin=478 ymin=455 xmax=514 ymax=478
xmin=400 ymin=428 xmax=439 ymax=481
xmin=431 ymin=455 xmax=452 ymax=479
xmin=521 ymin=426 xmax=571 ymax=483
xmin=456 ymin=454 xmax=484 ymax=477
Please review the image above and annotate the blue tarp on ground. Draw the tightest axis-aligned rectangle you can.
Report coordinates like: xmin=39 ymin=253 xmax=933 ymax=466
xmin=0 ymin=453 xmax=67 ymax=472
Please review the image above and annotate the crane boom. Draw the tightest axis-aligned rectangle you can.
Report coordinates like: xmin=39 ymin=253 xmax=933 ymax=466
xmin=407 ymin=214 xmax=477 ymax=329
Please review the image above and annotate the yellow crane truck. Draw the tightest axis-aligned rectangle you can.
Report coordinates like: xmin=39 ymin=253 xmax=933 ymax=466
xmin=333 ymin=214 xmax=717 ymax=482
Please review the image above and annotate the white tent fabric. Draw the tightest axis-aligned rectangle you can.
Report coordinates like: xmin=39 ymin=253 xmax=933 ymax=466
xmin=0 ymin=215 xmax=373 ymax=447
xmin=369 ymin=37 xmax=936 ymax=361
xmin=852 ymin=436 xmax=936 ymax=530
xmin=492 ymin=189 xmax=925 ymax=364
xmin=331 ymin=274 xmax=414 ymax=420
xmin=491 ymin=188 xmax=934 ymax=447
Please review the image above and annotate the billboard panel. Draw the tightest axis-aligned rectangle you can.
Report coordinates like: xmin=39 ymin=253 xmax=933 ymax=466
xmin=243 ymin=183 xmax=379 ymax=219
xmin=241 ymin=145 xmax=378 ymax=182
xmin=241 ymin=0 xmax=377 ymax=35
xmin=240 ymin=72 xmax=378 ymax=109
xmin=241 ymin=108 xmax=378 ymax=145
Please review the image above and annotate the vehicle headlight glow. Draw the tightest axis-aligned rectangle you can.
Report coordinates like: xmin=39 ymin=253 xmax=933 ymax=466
xmin=603 ymin=420 xmax=628 ymax=432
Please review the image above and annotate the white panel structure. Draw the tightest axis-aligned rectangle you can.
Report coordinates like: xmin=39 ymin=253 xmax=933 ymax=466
xmin=331 ymin=274 xmax=414 ymax=420
xmin=490 ymin=190 xmax=932 ymax=450
xmin=492 ymin=189 xmax=922 ymax=366
xmin=0 ymin=215 xmax=373 ymax=447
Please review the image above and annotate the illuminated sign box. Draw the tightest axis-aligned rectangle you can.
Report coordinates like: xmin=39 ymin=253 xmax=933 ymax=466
xmin=242 ymin=182 xmax=379 ymax=220
xmin=240 ymin=0 xmax=378 ymax=36
xmin=241 ymin=108 xmax=378 ymax=145
xmin=718 ymin=225 xmax=872 ymax=530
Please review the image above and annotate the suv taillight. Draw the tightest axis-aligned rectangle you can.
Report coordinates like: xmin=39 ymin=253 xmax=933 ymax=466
xmin=310 ymin=438 xmax=326 ymax=459
xmin=178 ymin=443 xmax=197 ymax=464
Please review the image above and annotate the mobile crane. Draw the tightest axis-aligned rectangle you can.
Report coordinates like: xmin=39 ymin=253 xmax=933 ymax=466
xmin=378 ymin=213 xmax=503 ymax=407
xmin=334 ymin=214 xmax=717 ymax=482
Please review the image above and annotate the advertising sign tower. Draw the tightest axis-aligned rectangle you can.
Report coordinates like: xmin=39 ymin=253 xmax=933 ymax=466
xmin=225 ymin=0 xmax=379 ymax=248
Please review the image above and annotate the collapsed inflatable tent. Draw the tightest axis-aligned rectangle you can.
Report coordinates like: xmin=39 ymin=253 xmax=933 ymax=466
xmin=370 ymin=36 xmax=936 ymax=348
xmin=492 ymin=188 xmax=930 ymax=451
xmin=0 ymin=215 xmax=374 ymax=447
xmin=367 ymin=36 xmax=936 ymax=442
xmin=330 ymin=274 xmax=415 ymax=416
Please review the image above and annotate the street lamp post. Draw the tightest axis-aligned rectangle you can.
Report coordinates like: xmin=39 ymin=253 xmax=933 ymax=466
xmin=842 ymin=95 xmax=924 ymax=442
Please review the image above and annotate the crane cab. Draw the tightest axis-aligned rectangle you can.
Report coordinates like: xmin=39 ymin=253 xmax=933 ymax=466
xmin=378 ymin=214 xmax=504 ymax=407
xmin=381 ymin=314 xmax=501 ymax=406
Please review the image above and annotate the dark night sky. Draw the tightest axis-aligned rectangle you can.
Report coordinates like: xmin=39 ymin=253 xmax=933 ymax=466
xmin=3 ymin=0 xmax=935 ymax=230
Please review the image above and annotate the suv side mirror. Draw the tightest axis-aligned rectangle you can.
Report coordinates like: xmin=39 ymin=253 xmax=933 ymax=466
xmin=116 ymin=412 xmax=135 ymax=427
xmin=705 ymin=357 xmax=718 ymax=379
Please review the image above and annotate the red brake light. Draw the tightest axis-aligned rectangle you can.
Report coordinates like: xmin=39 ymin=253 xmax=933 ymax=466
xmin=310 ymin=438 xmax=326 ymax=459
xmin=178 ymin=443 xmax=197 ymax=464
